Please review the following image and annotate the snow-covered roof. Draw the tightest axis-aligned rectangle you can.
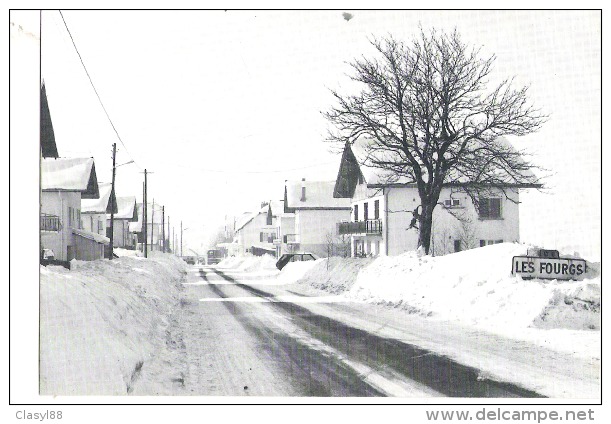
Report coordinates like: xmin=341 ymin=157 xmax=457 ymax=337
xmin=72 ymin=228 xmax=110 ymax=245
xmin=41 ymin=157 xmax=99 ymax=199
xmin=345 ymin=136 xmax=539 ymax=188
xmin=112 ymin=196 xmax=138 ymax=221
xmin=261 ymin=200 xmax=284 ymax=215
xmin=128 ymin=204 xmax=143 ymax=233
xmin=349 ymin=138 xmax=413 ymax=186
xmin=82 ymin=183 xmax=116 ymax=214
xmin=128 ymin=202 xmax=166 ymax=233
xmin=285 ymin=180 xmax=351 ymax=209
xmin=235 ymin=211 xmax=259 ymax=232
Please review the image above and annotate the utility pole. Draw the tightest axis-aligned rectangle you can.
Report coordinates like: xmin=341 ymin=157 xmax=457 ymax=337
xmin=109 ymin=143 xmax=117 ymax=260
xmin=167 ymin=216 xmax=171 ymax=253
xmin=143 ymin=169 xmax=148 ymax=258
xmin=162 ymin=206 xmax=165 ymax=253
xmin=180 ymin=221 xmax=183 ymax=258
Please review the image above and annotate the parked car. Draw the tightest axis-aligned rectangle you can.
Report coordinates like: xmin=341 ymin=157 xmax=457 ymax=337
xmin=276 ymin=252 xmax=318 ymax=270
xmin=182 ymin=256 xmax=196 ymax=265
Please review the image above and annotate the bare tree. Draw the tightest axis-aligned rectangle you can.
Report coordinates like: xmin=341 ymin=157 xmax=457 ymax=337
xmin=325 ymin=232 xmax=335 ymax=270
xmin=456 ymin=214 xmax=477 ymax=251
xmin=325 ymin=29 xmax=546 ymax=254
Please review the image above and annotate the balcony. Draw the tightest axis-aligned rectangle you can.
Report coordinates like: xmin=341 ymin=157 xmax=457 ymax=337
xmin=338 ymin=219 xmax=383 ymax=235
xmin=41 ymin=214 xmax=61 ymax=232
xmin=283 ymin=234 xmax=299 ymax=244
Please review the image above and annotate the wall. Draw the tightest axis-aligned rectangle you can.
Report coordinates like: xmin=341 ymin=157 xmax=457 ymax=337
xmin=276 ymin=213 xmax=295 ymax=256
xmin=295 ymin=208 xmax=351 ymax=257
xmin=235 ymin=213 xmax=276 ymax=255
xmin=385 ymin=187 xmax=420 ymax=255
xmin=108 ymin=219 xmax=133 ymax=248
xmin=81 ymin=213 xmax=106 ymax=236
xmin=432 ymin=187 xmax=520 ymax=255
xmin=384 ymin=186 xmax=521 ymax=256
xmin=73 ymin=235 xmax=105 ymax=261
xmin=41 ymin=191 xmax=81 ymax=261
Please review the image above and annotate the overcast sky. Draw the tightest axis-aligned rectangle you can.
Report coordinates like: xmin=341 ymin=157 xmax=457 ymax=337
xmin=28 ymin=10 xmax=601 ymax=258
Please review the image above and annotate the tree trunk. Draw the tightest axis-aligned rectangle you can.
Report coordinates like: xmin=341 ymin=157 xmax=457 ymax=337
xmin=417 ymin=203 xmax=435 ymax=255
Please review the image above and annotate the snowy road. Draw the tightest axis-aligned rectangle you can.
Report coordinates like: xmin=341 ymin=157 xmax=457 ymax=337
xmin=171 ymin=265 xmax=546 ymax=397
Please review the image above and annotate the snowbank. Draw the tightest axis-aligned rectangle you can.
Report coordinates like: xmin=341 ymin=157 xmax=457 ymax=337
xmin=40 ymin=253 xmax=187 ymax=395
xmin=289 ymin=243 xmax=600 ymax=336
xmin=292 ymin=257 xmax=375 ymax=293
xmin=217 ymin=254 xmax=276 ymax=271
xmin=346 ymin=243 xmax=600 ymax=332
xmin=275 ymin=260 xmax=322 ymax=284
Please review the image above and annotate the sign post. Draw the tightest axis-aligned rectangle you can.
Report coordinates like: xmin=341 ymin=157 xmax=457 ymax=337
xmin=512 ymin=249 xmax=586 ymax=280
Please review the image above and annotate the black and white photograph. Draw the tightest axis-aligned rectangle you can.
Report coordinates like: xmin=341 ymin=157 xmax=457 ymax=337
xmin=9 ymin=5 xmax=602 ymax=419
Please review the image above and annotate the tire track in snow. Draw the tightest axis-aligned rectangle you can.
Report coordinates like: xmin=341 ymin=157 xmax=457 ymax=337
xmin=210 ymin=268 xmax=544 ymax=398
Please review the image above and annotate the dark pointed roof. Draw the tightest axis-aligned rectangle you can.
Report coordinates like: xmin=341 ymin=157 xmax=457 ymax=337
xmin=40 ymin=83 xmax=59 ymax=158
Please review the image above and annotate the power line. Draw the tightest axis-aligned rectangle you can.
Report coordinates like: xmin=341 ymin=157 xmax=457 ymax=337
xmin=162 ymin=161 xmax=338 ymax=175
xmin=58 ymin=10 xmax=141 ymax=171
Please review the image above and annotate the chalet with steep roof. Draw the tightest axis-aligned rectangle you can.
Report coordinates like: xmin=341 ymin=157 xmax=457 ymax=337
xmin=334 ymin=138 xmax=541 ymax=257
xmin=41 ymin=157 xmax=107 ymax=261
xmin=281 ymin=179 xmax=351 ymax=258
xmin=108 ymin=196 xmax=138 ymax=249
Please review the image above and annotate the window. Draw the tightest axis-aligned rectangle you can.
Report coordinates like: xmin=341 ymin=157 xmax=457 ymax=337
xmin=354 ymin=205 xmax=359 ymax=222
xmin=444 ymin=198 xmax=461 ymax=208
xmin=260 ymin=232 xmax=264 ymax=242
xmin=76 ymin=209 xmax=81 ymax=229
xmin=364 ymin=202 xmax=369 ymax=221
xmin=479 ymin=198 xmax=501 ymax=219
xmin=454 ymin=240 xmax=462 ymax=252
xmin=68 ymin=207 xmax=73 ymax=227
xmin=98 ymin=220 xmax=104 ymax=234
xmin=374 ymin=200 xmax=380 ymax=220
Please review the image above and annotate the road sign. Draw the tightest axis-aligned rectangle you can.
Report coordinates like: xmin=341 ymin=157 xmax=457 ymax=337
xmin=512 ymin=256 xmax=587 ymax=280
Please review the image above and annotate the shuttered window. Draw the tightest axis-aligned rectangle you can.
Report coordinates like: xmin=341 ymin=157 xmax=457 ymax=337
xmin=479 ymin=198 xmax=501 ymax=219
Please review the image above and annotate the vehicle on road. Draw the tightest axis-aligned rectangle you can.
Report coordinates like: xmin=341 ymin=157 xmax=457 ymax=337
xmin=182 ymin=256 xmax=196 ymax=265
xmin=207 ymin=249 xmax=224 ymax=265
xmin=275 ymin=252 xmax=318 ymax=270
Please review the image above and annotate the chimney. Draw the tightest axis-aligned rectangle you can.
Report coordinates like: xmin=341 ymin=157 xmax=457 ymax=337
xmin=300 ymin=178 xmax=306 ymax=201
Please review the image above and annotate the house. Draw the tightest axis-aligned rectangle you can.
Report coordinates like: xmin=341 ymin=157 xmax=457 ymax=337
xmin=81 ymin=182 xmax=116 ymax=240
xmin=282 ymin=179 xmax=351 ymax=258
xmin=128 ymin=203 xmax=144 ymax=247
xmin=333 ymin=138 xmax=540 ymax=257
xmin=40 ymin=157 xmax=108 ymax=261
xmin=234 ymin=201 xmax=284 ymax=257
xmin=40 ymin=83 xmax=59 ymax=159
xmin=129 ymin=202 xmax=166 ymax=253
xmin=108 ymin=196 xmax=138 ymax=249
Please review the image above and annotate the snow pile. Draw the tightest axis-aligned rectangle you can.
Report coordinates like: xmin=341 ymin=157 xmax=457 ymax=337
xmin=238 ymin=254 xmax=278 ymax=272
xmin=216 ymin=255 xmax=247 ymax=268
xmin=216 ymin=254 xmax=279 ymax=277
xmin=276 ymin=260 xmax=322 ymax=284
xmin=112 ymin=247 xmax=139 ymax=257
xmin=293 ymin=257 xmax=375 ymax=294
xmin=345 ymin=243 xmax=600 ymax=332
xmin=40 ymin=253 xmax=187 ymax=395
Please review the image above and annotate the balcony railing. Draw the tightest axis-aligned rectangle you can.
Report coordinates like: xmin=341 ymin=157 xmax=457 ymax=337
xmin=338 ymin=219 xmax=383 ymax=235
xmin=41 ymin=214 xmax=61 ymax=232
